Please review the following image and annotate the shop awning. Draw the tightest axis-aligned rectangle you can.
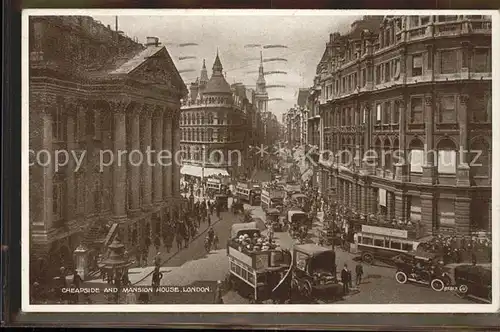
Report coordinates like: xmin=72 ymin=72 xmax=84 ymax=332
xmin=180 ymin=165 xmax=229 ymax=177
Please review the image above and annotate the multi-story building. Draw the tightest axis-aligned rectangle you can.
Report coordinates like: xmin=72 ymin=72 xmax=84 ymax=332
xmin=316 ymin=15 xmax=491 ymax=235
xmin=180 ymin=53 xmax=248 ymax=180
xmin=29 ymin=16 xmax=187 ymax=278
xmin=284 ymin=89 xmax=310 ymax=148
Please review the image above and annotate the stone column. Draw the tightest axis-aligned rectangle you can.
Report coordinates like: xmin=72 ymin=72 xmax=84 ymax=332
xmin=395 ymin=99 xmax=409 ymax=181
xmin=66 ymin=100 xmax=77 ymax=222
xmin=84 ymin=103 xmax=96 ymax=216
xmin=129 ymin=105 xmax=141 ymax=214
xmin=387 ymin=191 xmax=395 ymax=221
xmin=30 ymin=94 xmax=54 ymax=230
xmin=455 ymin=196 xmax=471 ymax=235
xmin=163 ymin=111 xmax=173 ymax=199
xmin=359 ymin=183 xmax=367 ymax=215
xmin=153 ymin=108 xmax=164 ymax=204
xmin=172 ymin=110 xmax=181 ymax=196
xmin=141 ymin=105 xmax=153 ymax=210
xmin=421 ymin=95 xmax=436 ymax=185
xmin=457 ymin=95 xmax=470 ymax=186
xmin=420 ymin=193 xmax=435 ymax=235
xmin=111 ymin=100 xmax=128 ymax=220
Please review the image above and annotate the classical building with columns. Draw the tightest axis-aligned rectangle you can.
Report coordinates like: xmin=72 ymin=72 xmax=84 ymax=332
xmin=29 ymin=16 xmax=187 ymax=278
xmin=315 ymin=15 xmax=491 ymax=236
xmin=179 ymin=53 xmax=250 ymax=180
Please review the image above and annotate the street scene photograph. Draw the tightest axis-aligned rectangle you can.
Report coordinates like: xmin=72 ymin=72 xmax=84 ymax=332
xmin=25 ymin=11 xmax=494 ymax=308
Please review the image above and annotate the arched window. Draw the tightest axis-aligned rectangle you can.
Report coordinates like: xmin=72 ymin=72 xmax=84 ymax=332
xmin=196 ymin=113 xmax=201 ymax=125
xmin=409 ymin=138 xmax=424 ymax=173
xmin=470 ymin=138 xmax=490 ymax=178
xmin=208 ymin=113 xmax=214 ymax=124
xmin=437 ymin=138 xmax=457 ymax=174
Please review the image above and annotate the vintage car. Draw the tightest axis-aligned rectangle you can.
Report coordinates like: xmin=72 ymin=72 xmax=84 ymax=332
xmin=266 ymin=208 xmax=284 ymax=232
xmin=453 ymin=264 xmax=492 ymax=303
xmin=393 ymin=251 xmax=451 ymax=292
xmin=291 ymin=244 xmax=343 ymax=301
xmin=215 ymin=194 xmax=229 ymax=212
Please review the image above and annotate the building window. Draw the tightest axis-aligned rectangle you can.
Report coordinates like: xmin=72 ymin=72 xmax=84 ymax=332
xmin=439 ymin=96 xmax=456 ymax=123
xmin=53 ymin=181 xmax=64 ymax=221
xmin=438 ymin=199 xmax=455 ymax=226
xmin=409 ymin=139 xmax=424 ymax=173
xmin=440 ymin=50 xmax=458 ymax=74
xmin=437 ymin=139 xmax=457 ymax=174
xmin=470 ymin=138 xmax=490 ymax=178
xmin=410 ymin=97 xmax=423 ymax=123
xmin=375 ymin=66 xmax=381 ymax=84
xmin=412 ymin=54 xmax=423 ymax=76
xmin=361 ymin=68 xmax=366 ymax=87
xmin=470 ymin=94 xmax=488 ymax=123
xmin=473 ymin=48 xmax=490 ymax=72
xmin=384 ymin=62 xmax=390 ymax=82
xmin=383 ymin=102 xmax=391 ymax=124
xmin=393 ymin=59 xmax=401 ymax=79
xmin=353 ymin=72 xmax=358 ymax=89
xmin=410 ymin=196 xmax=421 ymax=222
xmin=421 ymin=16 xmax=430 ymax=25
xmin=376 ymin=104 xmax=382 ymax=123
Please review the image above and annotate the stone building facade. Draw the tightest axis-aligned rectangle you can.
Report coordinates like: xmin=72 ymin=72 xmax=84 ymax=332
xmin=29 ymin=16 xmax=187 ymax=277
xmin=180 ymin=53 xmax=248 ymax=179
xmin=315 ymin=15 xmax=492 ymax=235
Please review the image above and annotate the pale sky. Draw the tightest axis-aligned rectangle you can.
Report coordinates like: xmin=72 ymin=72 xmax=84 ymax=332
xmin=92 ymin=13 xmax=359 ymax=118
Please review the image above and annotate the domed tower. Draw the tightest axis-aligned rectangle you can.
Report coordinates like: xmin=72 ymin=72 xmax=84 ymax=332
xmin=255 ymin=51 xmax=268 ymax=113
xmin=203 ymin=50 xmax=233 ymax=101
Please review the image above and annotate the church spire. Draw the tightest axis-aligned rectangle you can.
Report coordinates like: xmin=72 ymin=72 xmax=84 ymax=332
xmin=212 ymin=49 xmax=223 ymax=77
xmin=200 ymin=58 xmax=209 ymax=85
xmin=256 ymin=51 xmax=266 ymax=93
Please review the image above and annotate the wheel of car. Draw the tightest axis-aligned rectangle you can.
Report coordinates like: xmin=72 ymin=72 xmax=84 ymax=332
xmin=302 ymin=281 xmax=312 ymax=298
xmin=362 ymin=253 xmax=374 ymax=264
xmin=431 ymin=278 xmax=445 ymax=292
xmin=395 ymin=271 xmax=408 ymax=284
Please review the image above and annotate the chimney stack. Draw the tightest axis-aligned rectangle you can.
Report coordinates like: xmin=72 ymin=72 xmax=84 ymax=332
xmin=146 ymin=36 xmax=160 ymax=47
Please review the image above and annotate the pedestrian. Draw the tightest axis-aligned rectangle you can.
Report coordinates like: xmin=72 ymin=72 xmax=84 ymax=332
xmin=154 ymin=235 xmax=161 ymax=252
xmin=355 ymin=263 xmax=364 ymax=286
xmin=72 ymin=269 xmax=82 ymax=288
xmin=154 ymin=252 xmax=162 ymax=268
xmin=152 ymin=266 xmax=163 ymax=295
xmin=207 ymin=214 xmax=211 ymax=227
xmin=341 ymin=264 xmax=350 ymax=295
xmin=213 ymin=234 xmax=219 ymax=250
xmin=214 ymin=280 xmax=224 ymax=304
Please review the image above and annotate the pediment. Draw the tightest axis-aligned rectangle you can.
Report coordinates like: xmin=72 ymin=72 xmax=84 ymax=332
xmin=130 ymin=48 xmax=187 ymax=95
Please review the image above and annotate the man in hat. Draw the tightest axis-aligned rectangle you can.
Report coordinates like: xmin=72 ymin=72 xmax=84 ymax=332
xmin=341 ymin=264 xmax=350 ymax=295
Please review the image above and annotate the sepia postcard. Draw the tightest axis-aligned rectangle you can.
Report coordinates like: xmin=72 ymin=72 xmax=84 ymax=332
xmin=22 ymin=9 xmax=499 ymax=313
